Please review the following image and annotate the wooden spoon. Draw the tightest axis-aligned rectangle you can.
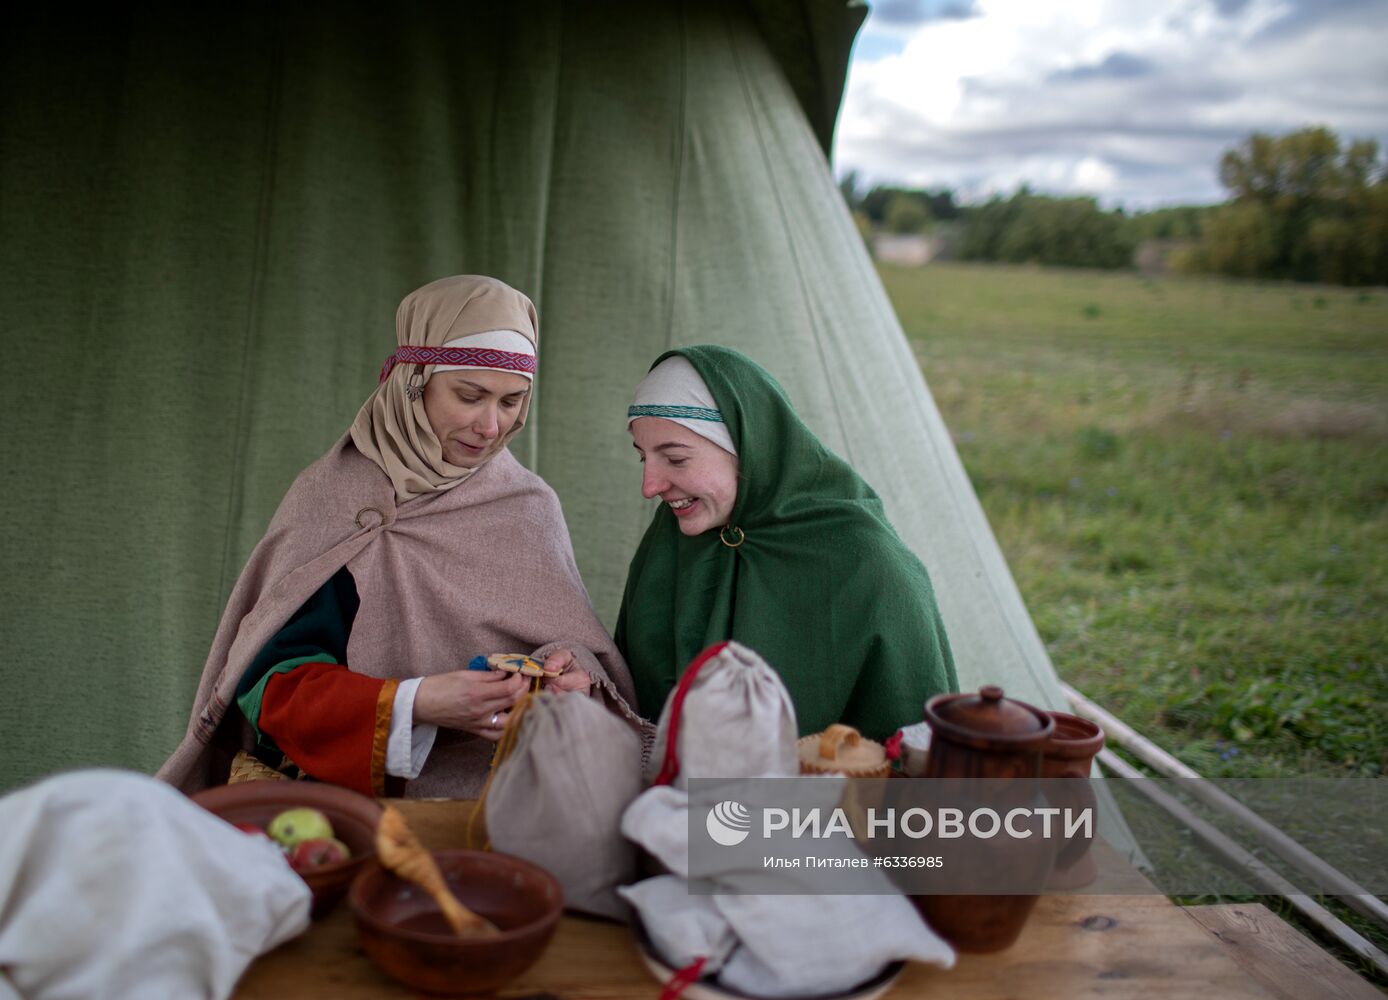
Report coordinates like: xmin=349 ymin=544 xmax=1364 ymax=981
xmin=375 ymin=804 xmax=499 ymax=937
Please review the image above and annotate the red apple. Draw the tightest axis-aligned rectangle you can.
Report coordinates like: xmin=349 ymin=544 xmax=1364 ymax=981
xmin=231 ymin=821 xmax=279 ymax=847
xmin=288 ymin=837 xmax=350 ymax=872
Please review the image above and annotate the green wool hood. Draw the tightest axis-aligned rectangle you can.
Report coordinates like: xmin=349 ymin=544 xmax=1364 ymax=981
xmin=615 ymin=345 xmax=958 ymax=739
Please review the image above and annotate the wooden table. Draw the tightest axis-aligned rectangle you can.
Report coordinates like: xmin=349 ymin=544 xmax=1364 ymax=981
xmin=235 ymin=799 xmax=1283 ymax=999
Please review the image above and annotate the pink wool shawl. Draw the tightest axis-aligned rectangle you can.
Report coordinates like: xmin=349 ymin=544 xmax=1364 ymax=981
xmin=157 ymin=435 xmax=637 ymax=798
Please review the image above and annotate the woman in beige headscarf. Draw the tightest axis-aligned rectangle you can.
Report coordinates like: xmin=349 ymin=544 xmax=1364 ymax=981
xmin=159 ymin=276 xmax=637 ymax=798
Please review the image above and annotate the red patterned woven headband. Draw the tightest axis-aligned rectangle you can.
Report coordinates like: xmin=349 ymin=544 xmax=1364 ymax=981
xmin=378 ymin=345 xmax=537 ymax=384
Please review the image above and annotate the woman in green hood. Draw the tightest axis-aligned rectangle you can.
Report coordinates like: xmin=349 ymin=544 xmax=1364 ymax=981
xmin=616 ymin=346 xmax=957 ymax=741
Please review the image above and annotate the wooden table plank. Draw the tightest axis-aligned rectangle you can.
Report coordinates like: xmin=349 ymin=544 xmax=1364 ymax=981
xmin=1185 ymin=903 xmax=1383 ymax=1000
xmin=903 ymin=894 xmax=1278 ymax=1000
xmin=234 ymin=799 xmax=1282 ymax=999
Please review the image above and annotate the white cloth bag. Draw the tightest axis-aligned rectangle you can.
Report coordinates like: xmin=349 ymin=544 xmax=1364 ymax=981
xmin=646 ymin=640 xmax=799 ymax=788
xmin=621 ymin=642 xmax=954 ymax=998
xmin=0 ymin=770 xmax=309 ymax=1000
xmin=484 ymin=690 xmax=644 ymax=919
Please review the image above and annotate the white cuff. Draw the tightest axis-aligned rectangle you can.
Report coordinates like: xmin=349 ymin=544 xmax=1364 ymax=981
xmin=385 ymin=677 xmax=438 ymax=779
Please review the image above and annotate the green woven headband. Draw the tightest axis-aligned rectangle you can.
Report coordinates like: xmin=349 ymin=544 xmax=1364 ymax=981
xmin=627 ymin=404 xmax=724 ymax=423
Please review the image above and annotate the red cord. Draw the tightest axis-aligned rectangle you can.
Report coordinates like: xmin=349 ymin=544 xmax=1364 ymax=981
xmin=659 ymin=956 xmax=709 ymax=999
xmin=650 ymin=646 xmax=725 ymax=991
xmin=651 ymin=642 xmax=730 ymax=786
xmin=884 ymin=729 xmax=903 ymax=762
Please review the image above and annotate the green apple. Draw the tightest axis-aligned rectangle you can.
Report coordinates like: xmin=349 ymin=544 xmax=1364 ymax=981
xmin=267 ymin=807 xmax=335 ymax=847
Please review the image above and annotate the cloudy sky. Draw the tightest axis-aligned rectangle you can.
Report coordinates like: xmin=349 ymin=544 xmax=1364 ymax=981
xmin=833 ymin=0 xmax=1388 ymax=209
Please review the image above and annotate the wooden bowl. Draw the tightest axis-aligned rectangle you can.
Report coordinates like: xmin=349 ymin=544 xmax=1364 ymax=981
xmin=349 ymin=848 xmax=563 ymax=995
xmin=189 ymin=780 xmax=382 ymax=917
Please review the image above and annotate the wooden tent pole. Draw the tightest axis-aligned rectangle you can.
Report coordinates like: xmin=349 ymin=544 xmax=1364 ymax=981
xmin=1064 ymin=683 xmax=1388 ymax=930
xmin=1098 ymin=748 xmax=1388 ymax=979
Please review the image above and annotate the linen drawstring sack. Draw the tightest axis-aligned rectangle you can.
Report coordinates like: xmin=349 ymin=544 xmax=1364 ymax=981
xmin=619 ymin=642 xmax=955 ymax=997
xmin=645 ymin=640 xmax=799 ymax=788
xmin=478 ymin=686 xmax=653 ymax=920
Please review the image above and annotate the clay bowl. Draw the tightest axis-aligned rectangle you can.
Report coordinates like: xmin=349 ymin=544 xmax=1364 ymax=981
xmin=189 ymin=780 xmax=382 ymax=917
xmin=349 ymin=848 xmax=563 ymax=996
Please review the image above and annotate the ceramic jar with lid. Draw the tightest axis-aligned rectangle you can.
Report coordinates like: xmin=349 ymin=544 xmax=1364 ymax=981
xmin=921 ymin=684 xmax=1053 ymax=780
xmin=910 ymin=685 xmax=1056 ymax=954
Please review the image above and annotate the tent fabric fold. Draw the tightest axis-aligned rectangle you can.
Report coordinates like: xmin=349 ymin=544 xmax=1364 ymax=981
xmin=3 ymin=0 xmax=1091 ymax=828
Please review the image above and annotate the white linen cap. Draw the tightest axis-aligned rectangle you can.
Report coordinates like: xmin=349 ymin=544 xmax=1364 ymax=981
xmin=627 ymin=355 xmax=737 ymax=456
xmin=432 ymin=329 xmax=536 ymax=380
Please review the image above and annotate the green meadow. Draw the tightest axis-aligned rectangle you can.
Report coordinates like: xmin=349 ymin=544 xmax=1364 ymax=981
xmin=884 ymin=261 xmax=1388 ymax=778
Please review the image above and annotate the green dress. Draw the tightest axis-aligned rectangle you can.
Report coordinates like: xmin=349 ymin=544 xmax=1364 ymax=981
xmin=616 ymin=346 xmax=957 ymax=740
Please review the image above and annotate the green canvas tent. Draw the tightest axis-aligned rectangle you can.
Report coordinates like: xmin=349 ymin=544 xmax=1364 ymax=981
xmin=2 ymin=1 xmax=1089 ymax=804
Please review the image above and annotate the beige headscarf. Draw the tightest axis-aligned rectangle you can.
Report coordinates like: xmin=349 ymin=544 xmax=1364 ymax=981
xmin=351 ymin=275 xmax=539 ymax=501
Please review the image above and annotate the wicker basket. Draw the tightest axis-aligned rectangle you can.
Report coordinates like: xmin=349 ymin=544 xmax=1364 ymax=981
xmin=228 ymin=750 xmax=291 ymax=784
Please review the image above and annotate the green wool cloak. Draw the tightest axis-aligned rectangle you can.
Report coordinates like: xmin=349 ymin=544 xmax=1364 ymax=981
xmin=615 ymin=346 xmax=958 ymax=740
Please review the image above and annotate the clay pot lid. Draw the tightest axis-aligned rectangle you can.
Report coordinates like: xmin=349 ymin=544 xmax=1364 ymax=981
xmin=924 ymin=685 xmax=1054 ymax=749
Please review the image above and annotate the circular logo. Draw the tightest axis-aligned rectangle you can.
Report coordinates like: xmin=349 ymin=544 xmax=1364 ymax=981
xmin=706 ymin=800 xmax=752 ymax=846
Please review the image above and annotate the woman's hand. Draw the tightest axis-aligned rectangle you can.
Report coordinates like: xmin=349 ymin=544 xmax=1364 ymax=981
xmin=540 ymin=649 xmax=592 ymax=695
xmin=413 ymin=669 xmax=529 ymax=741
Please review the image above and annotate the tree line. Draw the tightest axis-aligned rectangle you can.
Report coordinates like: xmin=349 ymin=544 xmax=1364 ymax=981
xmin=840 ymin=127 xmax=1388 ymax=286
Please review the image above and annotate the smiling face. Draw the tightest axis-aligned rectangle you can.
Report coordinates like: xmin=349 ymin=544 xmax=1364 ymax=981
xmin=631 ymin=417 xmax=740 ymax=536
xmin=422 ymin=369 xmax=531 ymax=468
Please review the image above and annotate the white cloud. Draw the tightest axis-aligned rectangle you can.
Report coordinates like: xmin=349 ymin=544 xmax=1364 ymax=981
xmin=834 ymin=0 xmax=1388 ymax=208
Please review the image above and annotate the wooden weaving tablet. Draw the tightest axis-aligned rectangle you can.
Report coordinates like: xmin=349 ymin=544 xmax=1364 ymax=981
xmin=484 ymin=653 xmax=559 ymax=678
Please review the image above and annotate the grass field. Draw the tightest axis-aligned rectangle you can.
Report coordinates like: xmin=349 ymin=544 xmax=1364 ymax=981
xmin=882 ymin=261 xmax=1388 ymax=779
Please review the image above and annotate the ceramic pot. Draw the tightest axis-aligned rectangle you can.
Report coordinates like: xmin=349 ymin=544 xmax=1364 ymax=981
xmin=911 ymin=685 xmax=1055 ymax=954
xmin=921 ymin=685 xmax=1053 ymax=780
xmin=1042 ymin=711 xmax=1105 ymax=890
